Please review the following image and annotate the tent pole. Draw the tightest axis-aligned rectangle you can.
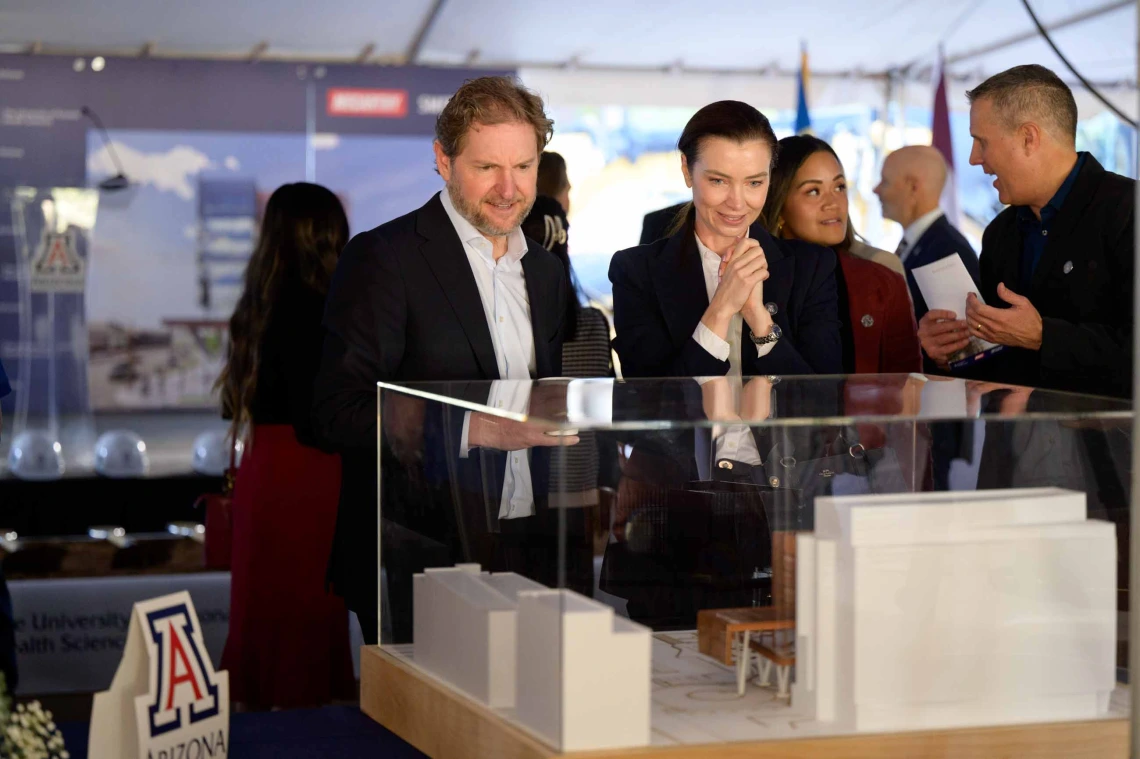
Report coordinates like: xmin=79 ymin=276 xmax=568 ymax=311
xmin=1130 ymin=6 xmax=1139 ymax=756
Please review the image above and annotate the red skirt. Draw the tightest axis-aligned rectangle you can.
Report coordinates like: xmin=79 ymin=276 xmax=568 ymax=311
xmin=220 ymin=424 xmax=356 ymax=709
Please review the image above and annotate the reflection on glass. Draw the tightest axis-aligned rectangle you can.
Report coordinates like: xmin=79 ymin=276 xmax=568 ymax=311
xmin=374 ymin=376 xmax=1131 ymax=751
xmin=5 ymin=187 xmax=100 ymax=473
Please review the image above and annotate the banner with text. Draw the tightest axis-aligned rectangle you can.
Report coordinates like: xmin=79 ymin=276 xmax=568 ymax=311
xmin=0 ymin=56 xmax=512 ymax=412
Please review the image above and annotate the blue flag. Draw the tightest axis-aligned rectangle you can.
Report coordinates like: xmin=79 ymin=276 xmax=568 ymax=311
xmin=795 ymin=43 xmax=812 ymax=135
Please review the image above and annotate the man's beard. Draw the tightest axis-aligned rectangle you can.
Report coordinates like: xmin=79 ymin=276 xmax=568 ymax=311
xmin=448 ymin=182 xmax=534 ymax=238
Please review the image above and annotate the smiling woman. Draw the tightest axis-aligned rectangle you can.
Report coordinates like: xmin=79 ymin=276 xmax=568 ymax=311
xmin=761 ymin=135 xmax=921 ymax=375
xmin=608 ymin=100 xmax=842 ymax=380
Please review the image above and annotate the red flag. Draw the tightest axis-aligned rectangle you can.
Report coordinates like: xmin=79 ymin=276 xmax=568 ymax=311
xmin=931 ymin=48 xmax=961 ymax=228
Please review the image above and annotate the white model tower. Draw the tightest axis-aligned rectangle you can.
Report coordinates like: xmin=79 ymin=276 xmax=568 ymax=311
xmin=794 ymin=487 xmax=1116 ymax=731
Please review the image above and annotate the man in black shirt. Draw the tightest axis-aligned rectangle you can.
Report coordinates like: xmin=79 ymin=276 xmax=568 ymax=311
xmin=918 ymin=64 xmax=1134 ymax=399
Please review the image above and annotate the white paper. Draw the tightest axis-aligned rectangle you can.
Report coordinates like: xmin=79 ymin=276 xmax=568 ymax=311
xmin=911 ymin=255 xmax=981 ymax=317
xmin=911 ymin=256 xmax=1001 ymax=355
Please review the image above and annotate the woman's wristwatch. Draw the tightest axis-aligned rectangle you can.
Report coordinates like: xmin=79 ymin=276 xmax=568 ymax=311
xmin=749 ymin=323 xmax=783 ymax=346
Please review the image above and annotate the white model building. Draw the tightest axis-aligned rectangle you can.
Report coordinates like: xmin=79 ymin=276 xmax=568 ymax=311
xmin=412 ymin=564 xmax=547 ymax=708
xmin=515 ymin=589 xmax=651 ymax=751
xmin=412 ymin=565 xmax=651 ymax=752
xmin=793 ymin=487 xmax=1116 ymax=732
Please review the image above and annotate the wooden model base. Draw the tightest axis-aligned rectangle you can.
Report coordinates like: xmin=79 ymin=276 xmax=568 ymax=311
xmin=361 ymin=645 xmax=1127 ymax=758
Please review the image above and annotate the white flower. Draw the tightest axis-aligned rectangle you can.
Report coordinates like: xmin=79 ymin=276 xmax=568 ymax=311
xmin=0 ymin=682 xmax=69 ymax=759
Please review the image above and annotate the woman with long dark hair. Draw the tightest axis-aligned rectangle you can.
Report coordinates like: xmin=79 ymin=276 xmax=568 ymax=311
xmin=761 ymin=135 xmax=921 ymax=374
xmin=609 ymin=101 xmax=842 ymax=379
xmin=217 ymin=182 xmax=355 ymax=710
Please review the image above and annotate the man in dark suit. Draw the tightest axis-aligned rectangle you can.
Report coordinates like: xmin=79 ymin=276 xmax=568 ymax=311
xmin=874 ymin=145 xmax=981 ymax=325
xmin=313 ymin=77 xmax=571 ymax=644
xmin=918 ymin=64 xmax=1134 ymax=399
xmin=875 ymin=146 xmax=981 ymax=488
xmin=639 ymin=202 xmax=688 ymax=245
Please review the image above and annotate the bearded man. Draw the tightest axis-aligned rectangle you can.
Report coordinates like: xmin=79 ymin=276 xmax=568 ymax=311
xmin=314 ymin=76 xmax=571 ymax=643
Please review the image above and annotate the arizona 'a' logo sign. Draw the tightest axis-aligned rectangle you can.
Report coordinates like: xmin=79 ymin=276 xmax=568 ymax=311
xmin=28 ymin=228 xmax=86 ymax=292
xmin=88 ymin=591 xmax=229 ymax=759
xmin=145 ymin=603 xmax=221 ymax=736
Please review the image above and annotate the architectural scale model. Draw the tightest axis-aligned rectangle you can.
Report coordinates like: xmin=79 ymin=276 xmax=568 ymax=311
xmin=412 ymin=564 xmax=652 ymax=751
xmin=412 ymin=564 xmax=547 ymax=707
xmin=795 ymin=487 xmax=1116 ymax=731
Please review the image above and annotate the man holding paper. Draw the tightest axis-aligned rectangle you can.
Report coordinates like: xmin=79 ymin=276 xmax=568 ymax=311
xmin=874 ymin=144 xmax=981 ymax=326
xmin=916 ymin=64 xmax=1134 ymax=399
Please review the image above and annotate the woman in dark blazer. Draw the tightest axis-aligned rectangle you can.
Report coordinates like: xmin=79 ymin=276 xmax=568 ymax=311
xmin=761 ymin=135 xmax=921 ymax=375
xmin=603 ymin=102 xmax=843 ymax=628
xmin=610 ymin=101 xmax=842 ymax=379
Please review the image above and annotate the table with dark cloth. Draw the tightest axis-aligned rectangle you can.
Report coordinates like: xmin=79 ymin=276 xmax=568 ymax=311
xmin=0 ymin=474 xmax=222 ymax=537
xmin=58 ymin=705 xmax=427 ymax=759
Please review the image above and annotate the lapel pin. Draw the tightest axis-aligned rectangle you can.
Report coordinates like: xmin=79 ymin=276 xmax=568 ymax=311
xmin=861 ymin=314 xmax=874 ymax=328
xmin=766 ymin=302 xmax=778 ymax=315
xmin=1062 ymin=261 xmax=1074 ymax=274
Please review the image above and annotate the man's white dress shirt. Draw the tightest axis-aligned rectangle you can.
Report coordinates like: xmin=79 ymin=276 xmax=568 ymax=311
xmin=442 ymin=189 xmax=536 ymax=519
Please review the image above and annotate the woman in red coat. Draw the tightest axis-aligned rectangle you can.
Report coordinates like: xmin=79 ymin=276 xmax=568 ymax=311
xmin=762 ymin=136 xmax=928 ymax=483
xmin=216 ymin=183 xmax=356 ymax=709
xmin=761 ymin=135 xmax=921 ymax=375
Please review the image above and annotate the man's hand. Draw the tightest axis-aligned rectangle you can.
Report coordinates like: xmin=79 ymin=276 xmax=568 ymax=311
xmin=965 ymin=283 xmax=1043 ymax=351
xmin=467 ymin=412 xmax=579 ymax=451
xmin=917 ymin=309 xmax=970 ymax=367
xmin=528 ymin=381 xmax=570 ymax=422
xmin=381 ymin=394 xmax=425 ymax=465
xmin=966 ymin=380 xmax=1034 ymax=416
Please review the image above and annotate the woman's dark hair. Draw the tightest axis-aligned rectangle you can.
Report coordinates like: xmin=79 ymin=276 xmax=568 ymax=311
xmin=760 ymin=134 xmax=856 ymax=251
xmin=667 ymin=101 xmax=780 ymax=236
xmin=537 ymin=151 xmax=570 ymax=198
xmin=216 ymin=182 xmax=349 ymax=443
xmin=522 ymin=195 xmax=582 ymax=340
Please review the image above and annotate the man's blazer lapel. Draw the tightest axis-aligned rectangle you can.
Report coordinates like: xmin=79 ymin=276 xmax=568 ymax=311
xmin=522 ymin=245 xmax=555 ymax=378
xmin=415 ymin=193 xmax=500 ymax=379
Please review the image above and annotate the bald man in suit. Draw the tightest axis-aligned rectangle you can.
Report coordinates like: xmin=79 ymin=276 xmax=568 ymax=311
xmin=874 ymin=145 xmax=981 ymax=326
xmin=874 ymin=147 xmax=980 ymax=489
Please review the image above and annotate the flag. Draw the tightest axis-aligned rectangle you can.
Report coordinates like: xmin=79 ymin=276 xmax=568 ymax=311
xmin=795 ymin=42 xmax=813 ymax=135
xmin=931 ymin=47 xmax=961 ymax=228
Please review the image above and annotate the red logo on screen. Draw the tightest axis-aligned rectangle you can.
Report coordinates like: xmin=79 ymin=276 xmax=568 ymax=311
xmin=326 ymin=88 xmax=409 ymax=118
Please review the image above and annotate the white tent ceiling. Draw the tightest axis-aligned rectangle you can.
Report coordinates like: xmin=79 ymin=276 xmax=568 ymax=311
xmin=1 ymin=0 xmax=1134 ymax=79
xmin=1 ymin=0 xmax=1135 ymax=116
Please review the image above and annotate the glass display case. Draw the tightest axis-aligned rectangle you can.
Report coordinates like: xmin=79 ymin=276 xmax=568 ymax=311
xmin=366 ymin=374 xmax=1131 ymax=757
